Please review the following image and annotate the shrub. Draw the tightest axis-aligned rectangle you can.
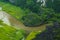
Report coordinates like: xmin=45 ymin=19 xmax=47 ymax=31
xmin=32 ymin=21 xmax=60 ymax=40
xmin=21 ymin=13 xmax=44 ymax=27
xmin=21 ymin=8 xmax=55 ymax=27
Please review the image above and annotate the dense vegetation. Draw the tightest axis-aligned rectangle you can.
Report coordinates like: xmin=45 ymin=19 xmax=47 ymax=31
xmin=0 ymin=2 xmax=30 ymax=20
xmin=46 ymin=0 xmax=60 ymax=13
xmin=0 ymin=0 xmax=60 ymax=40
xmin=0 ymin=0 xmax=60 ymax=27
xmin=0 ymin=20 xmax=25 ymax=40
xmin=32 ymin=22 xmax=60 ymax=40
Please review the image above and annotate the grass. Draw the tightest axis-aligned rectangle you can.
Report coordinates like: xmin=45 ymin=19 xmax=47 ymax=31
xmin=26 ymin=31 xmax=41 ymax=40
xmin=0 ymin=20 xmax=25 ymax=40
xmin=0 ymin=1 xmax=52 ymax=34
xmin=0 ymin=2 xmax=30 ymax=21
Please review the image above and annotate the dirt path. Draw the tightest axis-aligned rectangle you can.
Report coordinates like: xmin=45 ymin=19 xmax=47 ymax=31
xmin=0 ymin=11 xmax=50 ymax=33
xmin=7 ymin=13 xmax=47 ymax=32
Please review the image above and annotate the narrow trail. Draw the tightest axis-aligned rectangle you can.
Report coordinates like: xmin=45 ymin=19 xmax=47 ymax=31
xmin=0 ymin=11 xmax=50 ymax=33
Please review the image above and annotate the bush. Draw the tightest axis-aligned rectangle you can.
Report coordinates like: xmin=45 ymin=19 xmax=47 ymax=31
xmin=21 ymin=13 xmax=44 ymax=27
xmin=39 ymin=8 xmax=55 ymax=23
xmin=21 ymin=8 xmax=55 ymax=27
xmin=32 ymin=21 xmax=60 ymax=40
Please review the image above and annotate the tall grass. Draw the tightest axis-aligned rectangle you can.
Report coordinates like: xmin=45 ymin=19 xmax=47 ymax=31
xmin=0 ymin=2 xmax=30 ymax=20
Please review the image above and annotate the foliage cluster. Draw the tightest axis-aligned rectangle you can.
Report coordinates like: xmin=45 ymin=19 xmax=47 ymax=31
xmin=27 ymin=22 xmax=60 ymax=40
xmin=0 ymin=20 xmax=25 ymax=40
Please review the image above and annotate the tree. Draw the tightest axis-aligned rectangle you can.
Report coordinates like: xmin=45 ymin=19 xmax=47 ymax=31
xmin=0 ymin=0 xmax=8 ymax=2
xmin=21 ymin=13 xmax=42 ymax=27
xmin=21 ymin=8 xmax=55 ymax=27
xmin=9 ymin=0 xmax=26 ymax=8
xmin=9 ymin=0 xmax=42 ymax=13
xmin=26 ymin=0 xmax=42 ymax=13
xmin=53 ymin=0 xmax=60 ymax=13
xmin=46 ymin=0 xmax=60 ymax=13
xmin=46 ymin=0 xmax=53 ymax=8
